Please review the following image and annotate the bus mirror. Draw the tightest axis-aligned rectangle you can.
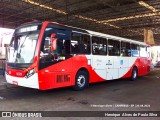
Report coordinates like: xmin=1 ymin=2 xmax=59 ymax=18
xmin=51 ymin=33 xmax=57 ymax=51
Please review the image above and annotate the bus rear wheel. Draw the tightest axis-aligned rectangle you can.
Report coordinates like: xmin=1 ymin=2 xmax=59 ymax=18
xmin=73 ymin=70 xmax=89 ymax=90
xmin=131 ymin=67 xmax=138 ymax=81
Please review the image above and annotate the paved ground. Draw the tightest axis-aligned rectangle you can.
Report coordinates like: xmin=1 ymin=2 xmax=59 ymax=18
xmin=0 ymin=75 xmax=15 ymax=90
xmin=0 ymin=68 xmax=160 ymax=120
xmin=0 ymin=75 xmax=7 ymax=89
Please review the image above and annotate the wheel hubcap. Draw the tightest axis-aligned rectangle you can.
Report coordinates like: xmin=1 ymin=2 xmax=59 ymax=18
xmin=133 ymin=70 xmax=137 ymax=79
xmin=77 ymin=75 xmax=85 ymax=88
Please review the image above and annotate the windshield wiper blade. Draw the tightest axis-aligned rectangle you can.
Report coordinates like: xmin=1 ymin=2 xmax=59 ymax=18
xmin=16 ymin=32 xmax=30 ymax=59
xmin=16 ymin=53 xmax=21 ymax=58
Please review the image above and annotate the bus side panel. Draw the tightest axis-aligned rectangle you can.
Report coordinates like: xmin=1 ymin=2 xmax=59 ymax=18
xmin=121 ymin=58 xmax=139 ymax=79
xmin=71 ymin=55 xmax=105 ymax=84
xmin=137 ymin=57 xmax=151 ymax=76
xmin=38 ymin=55 xmax=104 ymax=90
xmin=121 ymin=57 xmax=151 ymax=78
xmin=38 ymin=57 xmax=74 ymax=90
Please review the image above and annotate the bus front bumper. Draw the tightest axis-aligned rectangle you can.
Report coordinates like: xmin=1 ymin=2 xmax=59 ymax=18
xmin=5 ymin=73 xmax=39 ymax=89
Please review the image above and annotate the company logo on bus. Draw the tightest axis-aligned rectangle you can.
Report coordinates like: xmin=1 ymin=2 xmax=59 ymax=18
xmin=106 ymin=60 xmax=112 ymax=65
xmin=16 ymin=72 xmax=22 ymax=77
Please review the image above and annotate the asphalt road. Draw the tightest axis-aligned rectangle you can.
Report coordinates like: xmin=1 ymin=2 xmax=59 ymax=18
xmin=0 ymin=69 xmax=160 ymax=120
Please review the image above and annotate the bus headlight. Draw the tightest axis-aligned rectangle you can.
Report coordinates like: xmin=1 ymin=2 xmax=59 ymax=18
xmin=25 ymin=68 xmax=35 ymax=78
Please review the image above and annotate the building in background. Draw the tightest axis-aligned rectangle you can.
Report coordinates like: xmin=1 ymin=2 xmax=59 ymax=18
xmin=0 ymin=28 xmax=14 ymax=59
xmin=150 ymin=46 xmax=160 ymax=67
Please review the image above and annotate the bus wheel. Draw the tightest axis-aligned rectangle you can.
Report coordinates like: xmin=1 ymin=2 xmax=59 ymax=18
xmin=73 ymin=70 xmax=89 ymax=90
xmin=131 ymin=67 xmax=138 ymax=81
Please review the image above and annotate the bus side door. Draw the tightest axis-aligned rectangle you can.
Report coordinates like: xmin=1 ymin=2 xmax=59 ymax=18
xmin=92 ymin=55 xmax=107 ymax=80
xmin=106 ymin=56 xmax=117 ymax=80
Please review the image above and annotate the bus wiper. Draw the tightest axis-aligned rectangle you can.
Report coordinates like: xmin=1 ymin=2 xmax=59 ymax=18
xmin=16 ymin=32 xmax=30 ymax=59
xmin=16 ymin=53 xmax=21 ymax=58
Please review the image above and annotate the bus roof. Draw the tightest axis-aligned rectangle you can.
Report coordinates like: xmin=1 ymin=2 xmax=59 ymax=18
xmin=19 ymin=21 xmax=147 ymax=46
xmin=61 ymin=22 xmax=146 ymax=46
xmin=86 ymin=30 xmax=146 ymax=46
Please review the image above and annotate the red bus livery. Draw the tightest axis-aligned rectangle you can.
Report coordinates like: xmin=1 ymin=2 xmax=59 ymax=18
xmin=5 ymin=21 xmax=151 ymax=90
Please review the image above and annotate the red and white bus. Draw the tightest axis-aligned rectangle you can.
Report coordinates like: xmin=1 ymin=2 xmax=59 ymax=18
xmin=5 ymin=21 xmax=151 ymax=90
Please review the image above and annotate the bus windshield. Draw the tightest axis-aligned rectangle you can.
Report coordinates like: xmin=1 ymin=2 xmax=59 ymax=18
xmin=7 ymin=25 xmax=41 ymax=64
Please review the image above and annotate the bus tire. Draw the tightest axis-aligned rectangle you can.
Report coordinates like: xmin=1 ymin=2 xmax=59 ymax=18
xmin=131 ymin=67 xmax=138 ymax=81
xmin=73 ymin=70 xmax=89 ymax=90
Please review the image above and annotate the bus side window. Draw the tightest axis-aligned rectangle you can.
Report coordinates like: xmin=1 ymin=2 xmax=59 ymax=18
xmin=108 ymin=39 xmax=120 ymax=56
xmin=92 ymin=37 xmax=99 ymax=55
xmin=71 ymin=32 xmax=90 ymax=54
xmin=131 ymin=44 xmax=140 ymax=57
xmin=126 ymin=42 xmax=131 ymax=56
xmin=121 ymin=42 xmax=131 ymax=56
xmin=63 ymin=39 xmax=71 ymax=54
xmin=92 ymin=37 xmax=107 ymax=55
xmin=81 ymin=34 xmax=90 ymax=54
xmin=71 ymin=32 xmax=81 ymax=54
xmin=140 ymin=45 xmax=147 ymax=57
xmin=147 ymin=47 xmax=150 ymax=58
xmin=43 ymin=37 xmax=51 ymax=54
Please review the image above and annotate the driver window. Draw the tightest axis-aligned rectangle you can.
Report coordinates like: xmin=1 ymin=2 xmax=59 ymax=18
xmin=40 ymin=26 xmax=71 ymax=62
